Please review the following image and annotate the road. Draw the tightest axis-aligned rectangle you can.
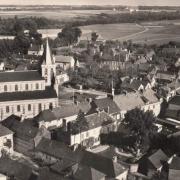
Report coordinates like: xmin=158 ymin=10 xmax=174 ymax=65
xmin=112 ymin=24 xmax=150 ymax=41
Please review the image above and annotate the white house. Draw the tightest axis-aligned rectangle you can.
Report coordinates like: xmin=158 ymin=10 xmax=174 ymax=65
xmin=114 ymin=89 xmax=163 ymax=119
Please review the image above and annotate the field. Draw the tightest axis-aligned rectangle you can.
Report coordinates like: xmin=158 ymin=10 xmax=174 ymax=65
xmin=0 ymin=9 xmax=118 ymax=21
xmin=79 ymin=23 xmax=145 ymax=40
xmin=80 ymin=23 xmax=180 ymax=45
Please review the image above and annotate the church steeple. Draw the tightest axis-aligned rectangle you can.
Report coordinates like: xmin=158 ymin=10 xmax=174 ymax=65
xmin=41 ymin=38 xmax=56 ymax=86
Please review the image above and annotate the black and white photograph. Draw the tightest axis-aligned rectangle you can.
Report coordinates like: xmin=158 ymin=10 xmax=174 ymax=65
xmin=0 ymin=0 xmax=179 ymax=179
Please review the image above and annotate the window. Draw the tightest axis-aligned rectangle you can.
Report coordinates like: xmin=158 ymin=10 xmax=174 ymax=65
xmin=25 ymin=84 xmax=28 ymax=90
xmin=45 ymin=69 xmax=48 ymax=75
xmin=17 ymin=105 xmax=21 ymax=112
xmin=49 ymin=103 xmax=53 ymax=110
xmin=4 ymin=85 xmax=7 ymax=92
xmin=36 ymin=83 xmax=39 ymax=90
xmin=28 ymin=104 xmax=31 ymax=111
xmin=6 ymin=106 xmax=9 ymax=113
xmin=38 ymin=104 xmax=42 ymax=112
xmin=15 ymin=85 xmax=18 ymax=91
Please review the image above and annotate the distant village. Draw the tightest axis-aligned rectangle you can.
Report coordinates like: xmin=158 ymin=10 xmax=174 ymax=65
xmin=0 ymin=19 xmax=179 ymax=180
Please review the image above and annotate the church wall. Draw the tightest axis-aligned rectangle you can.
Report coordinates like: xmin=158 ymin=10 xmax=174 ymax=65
xmin=0 ymin=98 xmax=58 ymax=121
xmin=0 ymin=80 xmax=46 ymax=93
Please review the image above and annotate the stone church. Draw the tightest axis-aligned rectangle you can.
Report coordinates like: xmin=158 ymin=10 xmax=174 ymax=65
xmin=0 ymin=39 xmax=59 ymax=121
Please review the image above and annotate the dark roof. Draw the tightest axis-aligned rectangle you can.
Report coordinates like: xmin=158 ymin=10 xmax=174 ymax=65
xmin=0 ymin=71 xmax=44 ymax=82
xmin=29 ymin=44 xmax=41 ymax=52
xmin=76 ymin=150 xmax=127 ymax=178
xmin=37 ymin=168 xmax=68 ymax=180
xmin=93 ymin=98 xmax=120 ymax=114
xmin=0 ymin=124 xmax=13 ymax=136
xmin=169 ymin=96 xmax=180 ymax=106
xmin=165 ymin=109 xmax=180 ymax=121
xmin=74 ymin=164 xmax=106 ymax=180
xmin=35 ymin=138 xmax=76 ymax=161
xmin=0 ymin=157 xmax=33 ymax=180
xmin=2 ymin=115 xmax=39 ymax=141
xmin=0 ymin=87 xmax=57 ymax=102
xmin=50 ymin=159 xmax=76 ymax=174
xmin=148 ymin=149 xmax=168 ymax=169
xmin=170 ymin=156 xmax=180 ymax=170
xmin=36 ymin=102 xmax=91 ymax=123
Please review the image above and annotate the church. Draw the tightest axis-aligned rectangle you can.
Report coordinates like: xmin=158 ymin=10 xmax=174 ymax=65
xmin=0 ymin=39 xmax=59 ymax=121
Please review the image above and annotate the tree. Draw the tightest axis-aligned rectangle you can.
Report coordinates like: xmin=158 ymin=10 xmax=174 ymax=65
xmin=91 ymin=32 xmax=99 ymax=42
xmin=58 ymin=26 xmax=82 ymax=46
xmin=122 ymin=108 xmax=156 ymax=154
xmin=71 ymin=110 xmax=88 ymax=134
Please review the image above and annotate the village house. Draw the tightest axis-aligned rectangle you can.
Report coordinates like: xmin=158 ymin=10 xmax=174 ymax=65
xmin=28 ymin=43 xmax=44 ymax=56
xmin=59 ymin=111 xmax=117 ymax=148
xmin=34 ymin=138 xmax=76 ymax=165
xmin=0 ymin=156 xmax=35 ymax=180
xmin=114 ymin=89 xmax=162 ymax=118
xmin=91 ymin=97 xmax=121 ymax=120
xmin=75 ymin=149 xmax=128 ymax=180
xmin=55 ymin=55 xmax=77 ymax=70
xmin=35 ymin=102 xmax=91 ymax=129
xmin=2 ymin=115 xmax=50 ymax=155
xmin=0 ymin=125 xmax=13 ymax=155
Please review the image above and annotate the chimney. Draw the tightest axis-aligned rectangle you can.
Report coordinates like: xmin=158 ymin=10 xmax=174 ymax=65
xmin=63 ymin=119 xmax=67 ymax=131
xmin=107 ymin=106 xmax=110 ymax=114
xmin=20 ymin=114 xmax=25 ymax=122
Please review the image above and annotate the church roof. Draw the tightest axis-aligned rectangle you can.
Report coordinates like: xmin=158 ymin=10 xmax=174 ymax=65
xmin=43 ymin=38 xmax=54 ymax=65
xmin=0 ymin=87 xmax=57 ymax=102
xmin=0 ymin=70 xmax=43 ymax=82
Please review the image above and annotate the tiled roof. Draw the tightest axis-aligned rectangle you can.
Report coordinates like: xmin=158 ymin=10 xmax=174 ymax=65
xmin=165 ymin=109 xmax=180 ymax=121
xmin=148 ymin=149 xmax=168 ymax=169
xmin=170 ymin=156 xmax=180 ymax=170
xmin=169 ymin=95 xmax=180 ymax=106
xmin=114 ymin=89 xmax=159 ymax=111
xmin=0 ymin=87 xmax=57 ymax=102
xmin=0 ymin=124 xmax=13 ymax=137
xmin=35 ymin=138 xmax=76 ymax=161
xmin=93 ymin=97 xmax=120 ymax=114
xmin=76 ymin=150 xmax=127 ymax=178
xmin=74 ymin=164 xmax=106 ymax=180
xmin=0 ymin=157 xmax=33 ymax=180
xmin=2 ymin=115 xmax=38 ymax=141
xmin=37 ymin=167 xmax=69 ymax=180
xmin=55 ymin=55 xmax=74 ymax=63
xmin=0 ymin=70 xmax=44 ymax=82
xmin=36 ymin=102 xmax=91 ymax=123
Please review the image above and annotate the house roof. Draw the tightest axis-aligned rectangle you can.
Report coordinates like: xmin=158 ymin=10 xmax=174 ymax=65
xmin=36 ymin=102 xmax=91 ymax=123
xmin=156 ymin=70 xmax=176 ymax=81
xmin=0 ymin=87 xmax=57 ymax=102
xmin=50 ymin=159 xmax=76 ymax=174
xmin=35 ymin=138 xmax=76 ymax=161
xmin=29 ymin=44 xmax=42 ymax=52
xmin=93 ymin=97 xmax=120 ymax=114
xmin=2 ymin=115 xmax=39 ymax=141
xmin=114 ymin=89 xmax=159 ymax=111
xmin=0 ymin=70 xmax=44 ymax=82
xmin=0 ymin=157 xmax=33 ymax=180
xmin=55 ymin=55 xmax=74 ymax=63
xmin=165 ymin=109 xmax=180 ymax=121
xmin=37 ymin=168 xmax=69 ymax=180
xmin=76 ymin=150 xmax=127 ymax=178
xmin=84 ymin=112 xmax=115 ymax=132
xmin=169 ymin=95 xmax=180 ymax=106
xmin=170 ymin=156 xmax=180 ymax=170
xmin=74 ymin=164 xmax=106 ymax=180
xmin=0 ymin=124 xmax=13 ymax=137
xmin=148 ymin=149 xmax=168 ymax=169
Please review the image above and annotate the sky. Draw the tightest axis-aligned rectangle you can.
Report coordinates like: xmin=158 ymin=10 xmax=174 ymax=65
xmin=1 ymin=0 xmax=180 ymax=6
